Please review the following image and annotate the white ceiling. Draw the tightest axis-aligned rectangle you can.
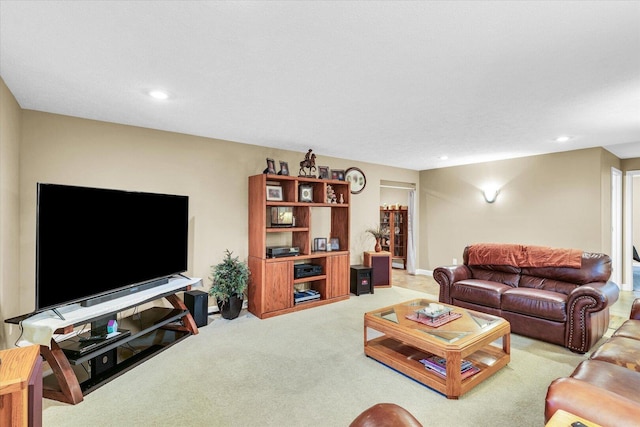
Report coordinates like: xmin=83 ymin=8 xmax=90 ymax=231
xmin=1 ymin=1 xmax=639 ymax=171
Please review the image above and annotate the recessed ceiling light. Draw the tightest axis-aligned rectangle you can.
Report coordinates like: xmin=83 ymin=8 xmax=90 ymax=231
xmin=439 ymin=155 xmax=449 ymax=160
xmin=555 ymin=136 xmax=571 ymax=143
xmin=149 ymin=90 xmax=169 ymax=100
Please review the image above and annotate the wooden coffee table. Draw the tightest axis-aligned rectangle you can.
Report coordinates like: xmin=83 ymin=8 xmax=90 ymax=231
xmin=364 ymin=299 xmax=510 ymax=399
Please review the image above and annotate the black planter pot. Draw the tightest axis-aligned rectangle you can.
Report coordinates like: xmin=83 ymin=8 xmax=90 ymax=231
xmin=217 ymin=294 xmax=243 ymax=320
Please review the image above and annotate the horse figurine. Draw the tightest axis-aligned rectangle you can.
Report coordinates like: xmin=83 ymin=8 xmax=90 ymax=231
xmin=298 ymin=149 xmax=317 ymax=177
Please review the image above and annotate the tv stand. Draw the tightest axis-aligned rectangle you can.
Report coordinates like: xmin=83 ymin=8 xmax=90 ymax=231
xmin=51 ymin=307 xmax=66 ymax=321
xmin=6 ymin=277 xmax=200 ymax=405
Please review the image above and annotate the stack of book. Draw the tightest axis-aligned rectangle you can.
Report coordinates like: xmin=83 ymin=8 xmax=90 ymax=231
xmin=418 ymin=355 xmax=480 ymax=380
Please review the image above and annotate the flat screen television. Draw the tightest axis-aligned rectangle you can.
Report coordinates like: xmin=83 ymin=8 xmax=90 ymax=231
xmin=36 ymin=183 xmax=189 ymax=314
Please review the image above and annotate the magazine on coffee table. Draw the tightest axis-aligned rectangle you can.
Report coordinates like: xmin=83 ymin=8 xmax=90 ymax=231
xmin=418 ymin=355 xmax=480 ymax=380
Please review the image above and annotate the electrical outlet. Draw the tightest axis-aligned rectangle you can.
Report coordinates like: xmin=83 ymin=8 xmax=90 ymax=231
xmin=452 ymin=258 xmax=458 ymax=265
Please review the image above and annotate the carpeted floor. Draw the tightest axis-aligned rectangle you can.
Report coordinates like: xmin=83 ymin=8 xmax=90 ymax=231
xmin=42 ymin=285 xmax=592 ymax=427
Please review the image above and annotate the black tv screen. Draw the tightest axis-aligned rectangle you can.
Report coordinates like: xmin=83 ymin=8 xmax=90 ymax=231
xmin=36 ymin=183 xmax=189 ymax=312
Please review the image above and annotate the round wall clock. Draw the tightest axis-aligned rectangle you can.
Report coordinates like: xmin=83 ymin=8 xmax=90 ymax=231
xmin=345 ymin=167 xmax=366 ymax=194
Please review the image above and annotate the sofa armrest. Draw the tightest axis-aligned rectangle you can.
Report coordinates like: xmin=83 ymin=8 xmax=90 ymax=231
xmin=567 ymin=280 xmax=620 ymax=312
xmin=545 ymin=377 xmax=640 ymax=427
xmin=565 ymin=281 xmax=619 ymax=352
xmin=630 ymin=298 xmax=640 ymax=320
xmin=433 ymin=265 xmax=471 ymax=304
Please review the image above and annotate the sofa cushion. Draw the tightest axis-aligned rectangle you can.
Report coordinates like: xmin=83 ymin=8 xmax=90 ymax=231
xmin=590 ymin=336 xmax=640 ymax=372
xmin=518 ymin=275 xmax=577 ymax=296
xmin=450 ymin=279 xmax=511 ymax=309
xmin=612 ymin=319 xmax=640 ymax=341
xmin=467 ymin=265 xmax=520 ymax=287
xmin=571 ymin=359 xmax=640 ymax=400
xmin=545 ymin=377 xmax=640 ymax=427
xmin=520 ymin=251 xmax=611 ymax=284
xmin=501 ymin=288 xmax=567 ymax=321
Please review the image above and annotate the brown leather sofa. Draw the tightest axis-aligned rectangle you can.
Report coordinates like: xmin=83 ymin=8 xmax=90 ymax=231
xmin=433 ymin=244 xmax=619 ymax=353
xmin=545 ymin=298 xmax=640 ymax=427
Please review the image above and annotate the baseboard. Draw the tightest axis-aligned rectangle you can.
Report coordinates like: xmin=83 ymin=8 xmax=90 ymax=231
xmin=416 ymin=269 xmax=433 ymax=276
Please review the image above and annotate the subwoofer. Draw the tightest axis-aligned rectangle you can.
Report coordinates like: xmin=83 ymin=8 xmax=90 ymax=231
xmin=91 ymin=348 xmax=117 ymax=377
xmin=184 ymin=290 xmax=208 ymax=327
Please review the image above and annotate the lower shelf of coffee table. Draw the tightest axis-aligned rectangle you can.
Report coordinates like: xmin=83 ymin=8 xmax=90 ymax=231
xmin=364 ymin=336 xmax=509 ymax=399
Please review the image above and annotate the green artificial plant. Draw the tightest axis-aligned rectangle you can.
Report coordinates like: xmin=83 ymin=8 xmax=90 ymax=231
xmin=209 ymin=249 xmax=250 ymax=303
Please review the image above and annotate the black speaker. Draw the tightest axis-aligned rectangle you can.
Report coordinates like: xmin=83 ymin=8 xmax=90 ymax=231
xmin=184 ymin=290 xmax=208 ymax=327
xmin=91 ymin=348 xmax=117 ymax=377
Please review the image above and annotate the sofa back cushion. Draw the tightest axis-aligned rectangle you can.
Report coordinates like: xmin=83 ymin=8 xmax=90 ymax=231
xmin=520 ymin=252 xmax=611 ymax=294
xmin=467 ymin=265 xmax=521 ymax=287
xmin=462 ymin=247 xmax=611 ymax=294
xmin=518 ymin=275 xmax=578 ymax=295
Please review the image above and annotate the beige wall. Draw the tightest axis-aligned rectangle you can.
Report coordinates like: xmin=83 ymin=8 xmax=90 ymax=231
xmin=13 ymin=110 xmax=418 ymax=333
xmin=0 ymin=78 xmax=22 ymax=348
xmin=418 ymin=148 xmax=617 ymax=270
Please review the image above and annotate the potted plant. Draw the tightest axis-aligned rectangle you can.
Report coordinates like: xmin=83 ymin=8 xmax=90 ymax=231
xmin=366 ymin=226 xmax=387 ymax=252
xmin=209 ymin=249 xmax=250 ymax=320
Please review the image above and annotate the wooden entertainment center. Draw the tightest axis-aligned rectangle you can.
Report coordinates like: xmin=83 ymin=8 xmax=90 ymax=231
xmin=6 ymin=278 xmax=199 ymax=405
xmin=247 ymin=173 xmax=350 ymax=319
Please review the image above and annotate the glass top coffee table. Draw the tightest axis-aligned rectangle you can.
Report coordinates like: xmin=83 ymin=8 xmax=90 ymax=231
xmin=364 ymin=298 xmax=510 ymax=399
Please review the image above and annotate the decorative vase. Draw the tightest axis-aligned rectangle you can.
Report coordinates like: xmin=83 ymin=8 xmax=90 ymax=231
xmin=375 ymin=238 xmax=382 ymax=252
xmin=217 ymin=294 xmax=243 ymax=320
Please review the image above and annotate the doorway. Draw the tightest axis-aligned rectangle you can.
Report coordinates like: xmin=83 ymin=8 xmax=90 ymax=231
xmin=624 ymin=170 xmax=640 ymax=291
xmin=611 ymin=167 xmax=622 ymax=285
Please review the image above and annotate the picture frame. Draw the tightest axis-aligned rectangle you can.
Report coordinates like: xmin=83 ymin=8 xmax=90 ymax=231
xmin=299 ymin=184 xmax=313 ymax=202
xmin=266 ymin=185 xmax=283 ymax=201
xmin=265 ymin=158 xmax=276 ymax=174
xmin=318 ymin=166 xmax=330 ymax=179
xmin=329 ymin=237 xmax=340 ymax=251
xmin=314 ymin=237 xmax=327 ymax=251
xmin=331 ymin=169 xmax=345 ymax=181
xmin=278 ymin=161 xmax=289 ymax=176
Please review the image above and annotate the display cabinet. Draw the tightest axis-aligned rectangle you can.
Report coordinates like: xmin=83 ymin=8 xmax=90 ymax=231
xmin=379 ymin=207 xmax=408 ymax=269
xmin=248 ymin=173 xmax=350 ymax=319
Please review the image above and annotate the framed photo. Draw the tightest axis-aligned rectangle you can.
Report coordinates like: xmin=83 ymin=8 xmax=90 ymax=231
xmin=265 ymin=158 xmax=276 ymax=174
xmin=266 ymin=185 xmax=283 ymax=201
xmin=331 ymin=169 xmax=345 ymax=181
xmin=278 ymin=161 xmax=289 ymax=176
xmin=314 ymin=237 xmax=327 ymax=251
xmin=329 ymin=237 xmax=340 ymax=251
xmin=299 ymin=184 xmax=313 ymax=202
xmin=318 ymin=166 xmax=329 ymax=179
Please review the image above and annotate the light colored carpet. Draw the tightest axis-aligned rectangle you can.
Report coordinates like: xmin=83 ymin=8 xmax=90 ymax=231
xmin=42 ymin=286 xmax=591 ymax=426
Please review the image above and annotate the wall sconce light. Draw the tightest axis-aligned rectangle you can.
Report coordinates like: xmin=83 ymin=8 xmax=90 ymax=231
xmin=482 ymin=186 xmax=500 ymax=203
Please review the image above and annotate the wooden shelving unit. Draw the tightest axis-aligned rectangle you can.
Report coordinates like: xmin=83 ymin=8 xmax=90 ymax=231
xmin=379 ymin=207 xmax=408 ymax=269
xmin=248 ymin=174 xmax=350 ymax=319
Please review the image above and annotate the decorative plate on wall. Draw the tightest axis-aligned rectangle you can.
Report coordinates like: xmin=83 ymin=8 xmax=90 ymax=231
xmin=345 ymin=167 xmax=366 ymax=194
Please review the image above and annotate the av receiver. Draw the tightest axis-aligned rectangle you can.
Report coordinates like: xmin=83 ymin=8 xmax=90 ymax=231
xmin=266 ymin=246 xmax=300 ymax=258
xmin=294 ymin=263 xmax=323 ymax=279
